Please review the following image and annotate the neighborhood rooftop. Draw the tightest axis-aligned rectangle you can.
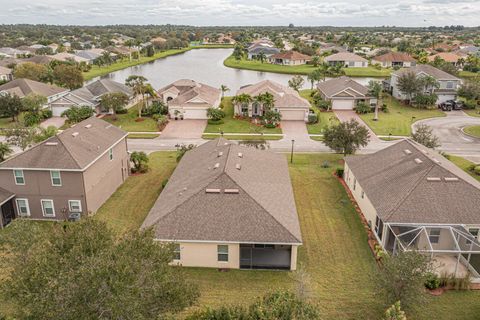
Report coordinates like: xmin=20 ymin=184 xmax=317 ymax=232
xmin=0 ymin=78 xmax=67 ymax=98
xmin=157 ymin=79 xmax=220 ymax=107
xmin=373 ymin=52 xmax=416 ymax=62
xmin=142 ymin=138 xmax=302 ymax=244
xmin=393 ymin=64 xmax=460 ymax=81
xmin=317 ymin=76 xmax=369 ymax=97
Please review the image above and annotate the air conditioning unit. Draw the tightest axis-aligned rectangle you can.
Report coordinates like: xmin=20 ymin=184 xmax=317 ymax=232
xmin=68 ymin=212 xmax=81 ymax=222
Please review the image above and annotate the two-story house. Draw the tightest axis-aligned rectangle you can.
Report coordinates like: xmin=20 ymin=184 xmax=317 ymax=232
xmin=390 ymin=64 xmax=461 ymax=104
xmin=0 ymin=117 xmax=129 ymax=227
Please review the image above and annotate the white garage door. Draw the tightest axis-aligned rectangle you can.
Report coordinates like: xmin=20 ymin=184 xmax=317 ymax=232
xmin=51 ymin=106 xmax=70 ymax=117
xmin=183 ymin=108 xmax=208 ymax=119
xmin=436 ymin=94 xmax=456 ymax=104
xmin=281 ymin=109 xmax=306 ymax=121
xmin=332 ymin=100 xmax=355 ymax=110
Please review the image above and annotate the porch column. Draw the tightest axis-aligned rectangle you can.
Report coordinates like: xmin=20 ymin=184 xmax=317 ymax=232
xmin=290 ymin=245 xmax=298 ymax=271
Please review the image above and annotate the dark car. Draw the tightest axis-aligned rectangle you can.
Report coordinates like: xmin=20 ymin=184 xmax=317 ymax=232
xmin=439 ymin=100 xmax=463 ymax=111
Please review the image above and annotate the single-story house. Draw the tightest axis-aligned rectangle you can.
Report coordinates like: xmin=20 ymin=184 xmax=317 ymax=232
xmin=344 ymin=139 xmax=480 ymax=279
xmin=51 ymin=52 xmax=90 ymax=64
xmin=0 ymin=47 xmax=30 ymax=58
xmin=141 ymin=138 xmax=302 ymax=270
xmin=390 ymin=64 xmax=461 ymax=104
xmin=49 ymin=79 xmax=137 ymax=116
xmin=324 ymin=52 xmax=368 ymax=68
xmin=247 ymin=46 xmax=280 ymax=60
xmin=0 ymin=78 xmax=68 ymax=107
xmin=157 ymin=79 xmax=221 ymax=120
xmin=20 ymin=55 xmax=55 ymax=65
xmin=316 ymin=76 xmax=374 ymax=110
xmin=427 ymin=52 xmax=463 ymax=67
xmin=0 ymin=117 xmax=129 ymax=227
xmin=0 ymin=66 xmax=13 ymax=82
xmin=268 ymin=51 xmax=311 ymax=66
xmin=234 ymin=80 xmax=310 ymax=121
xmin=371 ymin=52 xmax=416 ymax=68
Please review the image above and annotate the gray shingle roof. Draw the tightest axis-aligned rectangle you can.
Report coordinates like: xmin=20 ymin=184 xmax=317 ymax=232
xmin=345 ymin=139 xmax=480 ymax=225
xmin=392 ymin=64 xmax=460 ymax=81
xmin=157 ymin=79 xmax=220 ymax=107
xmin=63 ymin=79 xmax=133 ymax=106
xmin=317 ymin=76 xmax=369 ymax=98
xmin=142 ymin=138 xmax=302 ymax=244
xmin=324 ymin=52 xmax=367 ymax=62
xmin=0 ymin=187 xmax=14 ymax=205
xmin=0 ymin=117 xmax=127 ymax=170
xmin=0 ymin=78 xmax=67 ymax=98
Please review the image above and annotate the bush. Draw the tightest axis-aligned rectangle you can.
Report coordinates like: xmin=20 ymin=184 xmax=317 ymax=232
xmin=424 ymin=272 xmax=440 ymax=290
xmin=146 ymin=101 xmax=168 ymax=116
xmin=156 ymin=115 xmax=168 ymax=131
xmin=336 ymin=168 xmax=344 ymax=177
xmin=23 ymin=112 xmax=42 ymax=127
xmin=262 ymin=110 xmax=281 ymax=127
xmin=355 ymin=102 xmax=372 ymax=114
xmin=413 ymin=93 xmax=438 ymax=109
xmin=474 ymin=166 xmax=480 ymax=176
xmin=130 ymin=151 xmax=149 ymax=173
xmin=41 ymin=109 xmax=53 ymax=119
xmin=207 ymin=107 xmax=226 ymax=121
xmin=116 ymin=107 xmax=128 ymax=114
xmin=381 ymin=104 xmax=389 ymax=112
xmin=463 ymin=100 xmax=477 ymax=110
xmin=316 ymin=99 xmax=331 ymax=111
xmin=208 ymin=119 xmax=224 ymax=125
xmin=62 ymin=106 xmax=94 ymax=123
xmin=307 ymin=113 xmax=318 ymax=124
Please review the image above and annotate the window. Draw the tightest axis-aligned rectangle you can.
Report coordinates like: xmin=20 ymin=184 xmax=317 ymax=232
xmin=16 ymin=199 xmax=30 ymax=217
xmin=348 ymin=61 xmax=354 ymax=67
xmin=41 ymin=200 xmax=55 ymax=217
xmin=174 ymin=244 xmax=181 ymax=260
xmin=68 ymin=200 xmax=82 ymax=212
xmin=254 ymin=244 xmax=275 ymax=249
xmin=217 ymin=245 xmax=229 ymax=262
xmin=13 ymin=170 xmax=25 ymax=185
xmin=361 ymin=191 xmax=365 ymax=199
xmin=429 ymin=229 xmax=441 ymax=244
xmin=375 ymin=216 xmax=384 ymax=239
xmin=353 ymin=178 xmax=356 ymax=190
xmin=108 ymin=148 xmax=113 ymax=161
xmin=446 ymin=81 xmax=454 ymax=89
xmin=50 ymin=171 xmax=62 ymax=186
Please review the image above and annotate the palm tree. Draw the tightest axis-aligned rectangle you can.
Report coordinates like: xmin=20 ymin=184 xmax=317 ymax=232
xmin=125 ymin=75 xmax=148 ymax=118
xmin=257 ymin=92 xmax=275 ymax=112
xmin=257 ymin=51 xmax=267 ymax=64
xmin=307 ymin=69 xmax=324 ymax=90
xmin=368 ymin=80 xmax=383 ymax=121
xmin=232 ymin=93 xmax=253 ymax=116
xmin=311 ymin=55 xmax=321 ymax=67
xmin=220 ymin=85 xmax=230 ymax=99
xmin=0 ymin=142 xmax=12 ymax=162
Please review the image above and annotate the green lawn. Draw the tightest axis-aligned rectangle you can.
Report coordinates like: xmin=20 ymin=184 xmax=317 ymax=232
xmin=127 ymin=133 xmax=160 ymax=139
xmin=459 ymin=71 xmax=480 ymax=79
xmin=224 ymin=55 xmax=391 ymax=77
xmin=464 ymin=109 xmax=480 ymax=117
xmin=202 ymin=134 xmax=282 ymax=140
xmin=359 ymin=95 xmax=445 ymax=136
xmin=204 ymin=97 xmax=282 ymax=134
xmin=0 ymin=114 xmax=25 ymax=129
xmin=448 ymin=155 xmax=480 ymax=182
xmin=464 ymin=125 xmax=480 ymax=138
xmin=103 ymin=104 xmax=158 ymax=132
xmin=300 ymin=89 xmax=339 ymax=134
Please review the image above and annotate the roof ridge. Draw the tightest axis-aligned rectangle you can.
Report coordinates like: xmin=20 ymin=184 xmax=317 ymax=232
xmin=55 ymin=135 xmax=83 ymax=169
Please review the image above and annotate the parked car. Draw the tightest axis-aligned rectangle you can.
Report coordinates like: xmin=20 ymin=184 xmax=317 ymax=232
xmin=438 ymin=100 xmax=463 ymax=111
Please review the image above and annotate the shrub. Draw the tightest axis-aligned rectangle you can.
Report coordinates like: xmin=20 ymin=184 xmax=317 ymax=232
xmin=474 ymin=166 xmax=480 ymax=176
xmin=413 ymin=93 xmax=438 ymax=109
xmin=463 ymin=100 xmax=477 ymax=110
xmin=41 ymin=109 xmax=53 ymax=119
xmin=62 ymin=106 xmax=94 ymax=123
xmin=207 ymin=107 xmax=226 ymax=121
xmin=262 ymin=110 xmax=281 ymax=127
xmin=424 ymin=272 xmax=440 ymax=290
xmin=130 ymin=151 xmax=149 ymax=173
xmin=355 ymin=102 xmax=372 ymax=114
xmin=381 ymin=104 xmax=389 ymax=112
xmin=316 ymin=99 xmax=331 ymax=111
xmin=23 ymin=112 xmax=42 ymax=127
xmin=116 ymin=107 xmax=128 ymax=114
xmin=156 ymin=115 xmax=168 ymax=131
xmin=335 ymin=168 xmax=344 ymax=177
xmin=208 ymin=119 xmax=224 ymax=125
xmin=146 ymin=101 xmax=168 ymax=115
xmin=307 ymin=113 xmax=318 ymax=124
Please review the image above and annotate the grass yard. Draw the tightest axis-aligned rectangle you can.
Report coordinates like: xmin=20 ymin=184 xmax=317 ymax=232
xmin=224 ymin=56 xmax=391 ymax=77
xmin=464 ymin=109 xmax=480 ymax=117
xmin=103 ymin=104 xmax=158 ymax=132
xmin=202 ymin=134 xmax=282 ymax=140
xmin=463 ymin=125 xmax=480 ymax=138
xmin=359 ymin=95 xmax=445 ymax=136
xmin=300 ymin=89 xmax=339 ymax=134
xmin=127 ymin=133 xmax=160 ymax=139
xmin=204 ymin=97 xmax=282 ymax=134
xmin=448 ymin=155 xmax=480 ymax=182
xmin=459 ymin=71 xmax=480 ymax=79
xmin=0 ymin=114 xmax=25 ymax=130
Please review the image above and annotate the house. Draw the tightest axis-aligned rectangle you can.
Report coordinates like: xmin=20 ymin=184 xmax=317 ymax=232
xmin=51 ymin=52 xmax=90 ymax=64
xmin=50 ymin=79 xmax=137 ymax=116
xmin=0 ymin=117 xmax=129 ymax=227
xmin=0 ymin=66 xmax=13 ymax=82
xmin=234 ymin=80 xmax=310 ymax=121
xmin=427 ymin=52 xmax=463 ymax=67
xmin=324 ymin=52 xmax=368 ymax=68
xmin=316 ymin=76 xmax=374 ymax=110
xmin=21 ymin=55 xmax=55 ymax=65
xmin=268 ymin=51 xmax=311 ymax=66
xmin=371 ymin=52 xmax=416 ymax=68
xmin=157 ymin=79 xmax=221 ymax=120
xmin=0 ymin=47 xmax=30 ymax=58
xmin=247 ymin=46 xmax=280 ymax=60
xmin=344 ymin=139 xmax=480 ymax=279
xmin=0 ymin=78 xmax=68 ymax=107
xmin=390 ymin=64 xmax=461 ymax=104
xmin=141 ymin=138 xmax=302 ymax=270
xmin=75 ymin=50 xmax=102 ymax=63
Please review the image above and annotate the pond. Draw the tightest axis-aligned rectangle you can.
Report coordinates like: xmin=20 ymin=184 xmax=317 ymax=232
xmin=95 ymin=48 xmax=381 ymax=92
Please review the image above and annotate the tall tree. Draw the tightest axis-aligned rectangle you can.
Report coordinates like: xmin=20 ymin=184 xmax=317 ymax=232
xmin=13 ymin=62 xmax=49 ymax=82
xmin=412 ymin=124 xmax=440 ymax=149
xmin=368 ymin=80 xmax=383 ymax=121
xmin=323 ymin=119 xmax=370 ymax=155
xmin=21 ymin=93 xmax=47 ymax=114
xmin=0 ymin=142 xmax=12 ymax=162
xmin=257 ymin=51 xmax=267 ymax=63
xmin=288 ymin=75 xmax=305 ymax=92
xmin=53 ymin=64 xmax=84 ymax=90
xmin=220 ymin=84 xmax=230 ymax=98
xmin=396 ymin=71 xmax=423 ymax=103
xmin=125 ymin=75 xmax=148 ymax=118
xmin=100 ymin=92 xmax=129 ymax=120
xmin=0 ymin=93 xmax=23 ymax=122
xmin=5 ymin=124 xmax=37 ymax=151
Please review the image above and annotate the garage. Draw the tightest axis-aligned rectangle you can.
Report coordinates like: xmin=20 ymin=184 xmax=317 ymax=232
xmin=280 ymin=109 xmax=307 ymax=121
xmin=332 ymin=99 xmax=355 ymax=110
xmin=182 ymin=108 xmax=208 ymax=119
xmin=51 ymin=106 xmax=70 ymax=117
xmin=436 ymin=94 xmax=456 ymax=104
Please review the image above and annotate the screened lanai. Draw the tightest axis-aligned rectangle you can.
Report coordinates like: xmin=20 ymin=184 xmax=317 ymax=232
xmin=384 ymin=224 xmax=480 ymax=279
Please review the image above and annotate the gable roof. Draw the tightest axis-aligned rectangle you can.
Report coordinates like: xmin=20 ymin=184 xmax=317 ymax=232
xmin=142 ymin=138 xmax=302 ymax=244
xmin=21 ymin=55 xmax=55 ymax=65
xmin=0 ymin=78 xmax=67 ymax=98
xmin=248 ymin=46 xmax=280 ymax=55
xmin=51 ymin=52 xmax=89 ymax=63
xmin=236 ymin=80 xmax=310 ymax=109
xmin=0 ymin=187 xmax=15 ymax=206
xmin=373 ymin=52 xmax=416 ymax=62
xmin=270 ymin=51 xmax=311 ymax=61
xmin=324 ymin=52 xmax=367 ymax=62
xmin=427 ymin=52 xmax=462 ymax=63
xmin=0 ymin=117 xmax=127 ymax=170
xmin=392 ymin=64 xmax=460 ymax=81
xmin=316 ymin=76 xmax=369 ymax=98
xmin=345 ymin=139 xmax=480 ymax=225
xmin=158 ymin=79 xmax=220 ymax=107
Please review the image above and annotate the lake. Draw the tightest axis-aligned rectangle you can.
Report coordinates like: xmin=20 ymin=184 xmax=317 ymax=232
xmin=95 ymin=48 xmax=381 ymax=92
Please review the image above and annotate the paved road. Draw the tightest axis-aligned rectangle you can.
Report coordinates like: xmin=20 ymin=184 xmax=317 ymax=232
xmin=414 ymin=111 xmax=480 ymax=163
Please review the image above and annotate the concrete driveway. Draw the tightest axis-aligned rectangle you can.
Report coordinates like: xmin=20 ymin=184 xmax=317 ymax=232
xmin=160 ymin=119 xmax=207 ymax=139
xmin=334 ymin=110 xmax=380 ymax=142
xmin=280 ymin=121 xmax=309 ymax=141
xmin=40 ymin=117 xmax=66 ymax=129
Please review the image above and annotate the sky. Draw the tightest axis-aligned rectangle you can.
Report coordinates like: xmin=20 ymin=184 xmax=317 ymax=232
xmin=0 ymin=0 xmax=479 ymax=27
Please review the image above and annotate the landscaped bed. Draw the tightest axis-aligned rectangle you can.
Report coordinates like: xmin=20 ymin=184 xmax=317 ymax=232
xmin=463 ymin=125 xmax=480 ymax=138
xmin=102 ymin=104 xmax=158 ymax=132
xmin=300 ymin=89 xmax=339 ymax=134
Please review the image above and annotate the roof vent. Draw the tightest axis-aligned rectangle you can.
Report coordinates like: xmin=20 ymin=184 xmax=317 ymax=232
xmin=236 ymin=163 xmax=241 ymax=170
xmin=45 ymin=142 xmax=58 ymax=146
xmin=214 ymin=163 xmax=220 ymax=169
xmin=432 ymin=158 xmax=441 ymax=164
xmin=72 ymin=132 xmax=79 ymax=137
xmin=218 ymin=151 xmax=223 ymax=157
xmin=404 ymin=149 xmax=412 ymax=155
xmin=205 ymin=189 xmax=221 ymax=193
xmin=238 ymin=152 xmax=243 ymax=158
xmin=444 ymin=177 xmax=459 ymax=182
xmin=224 ymin=189 xmax=239 ymax=194
xmin=427 ymin=177 xmax=441 ymax=182
xmin=414 ymin=158 xmax=423 ymax=164
xmin=85 ymin=124 xmax=92 ymax=129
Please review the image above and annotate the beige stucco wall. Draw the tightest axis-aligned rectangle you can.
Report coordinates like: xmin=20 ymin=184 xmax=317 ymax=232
xmin=174 ymin=242 xmax=240 ymax=269
xmin=290 ymin=245 xmax=298 ymax=271
xmin=83 ymin=138 xmax=129 ymax=214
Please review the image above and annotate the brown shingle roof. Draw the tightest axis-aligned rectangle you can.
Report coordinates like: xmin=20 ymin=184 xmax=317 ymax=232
xmin=0 ymin=187 xmax=14 ymax=206
xmin=317 ymin=76 xmax=369 ymax=98
xmin=324 ymin=52 xmax=367 ymax=62
xmin=0 ymin=117 xmax=127 ymax=170
xmin=0 ymin=78 xmax=67 ymax=98
xmin=270 ymin=51 xmax=311 ymax=61
xmin=158 ymin=79 xmax=221 ymax=107
xmin=142 ymin=138 xmax=302 ymax=244
xmin=345 ymin=139 xmax=480 ymax=225
xmin=392 ymin=64 xmax=460 ymax=81
xmin=427 ymin=52 xmax=462 ymax=63
xmin=372 ymin=52 xmax=416 ymax=62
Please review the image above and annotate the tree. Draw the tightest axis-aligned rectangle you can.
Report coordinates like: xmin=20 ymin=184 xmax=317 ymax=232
xmin=232 ymin=93 xmax=253 ymax=116
xmin=311 ymin=55 xmax=321 ymax=67
xmin=220 ymin=84 xmax=230 ymax=98
xmin=458 ymin=80 xmax=480 ymax=101
xmin=257 ymin=51 xmax=267 ymax=63
xmin=21 ymin=93 xmax=47 ymax=114
xmin=5 ymin=124 xmax=37 ymax=151
xmin=34 ymin=126 xmax=58 ymax=143
xmin=13 ymin=62 xmax=49 ymax=82
xmin=61 ymin=106 xmax=94 ymax=124
xmin=0 ymin=93 xmax=23 ymax=122
xmin=412 ymin=124 xmax=440 ymax=149
xmin=376 ymin=251 xmax=432 ymax=309
xmin=383 ymin=301 xmax=407 ymax=320
xmin=288 ymin=75 xmax=305 ymax=92
xmin=0 ymin=142 xmax=12 ymax=162
xmin=177 ymin=144 xmax=195 ymax=162
xmin=125 ymin=75 xmax=148 ymax=118
xmin=307 ymin=68 xmax=323 ymax=89
xmin=368 ymin=80 xmax=383 ymax=121
xmin=130 ymin=151 xmax=149 ymax=173
xmin=53 ymin=64 xmax=83 ymax=89
xmin=0 ymin=219 xmax=199 ymax=320
xmin=396 ymin=71 xmax=423 ymax=103
xmin=323 ymin=119 xmax=370 ymax=155
xmin=100 ymin=92 xmax=129 ymax=120
xmin=206 ymin=107 xmax=225 ymax=121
